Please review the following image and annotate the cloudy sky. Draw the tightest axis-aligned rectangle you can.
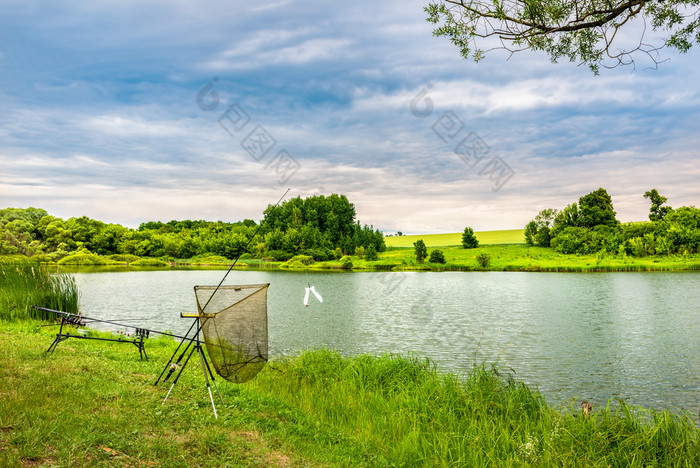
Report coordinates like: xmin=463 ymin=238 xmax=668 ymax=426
xmin=2 ymin=0 xmax=699 ymax=234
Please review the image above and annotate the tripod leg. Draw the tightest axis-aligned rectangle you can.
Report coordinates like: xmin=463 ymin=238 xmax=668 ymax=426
xmin=46 ymin=335 xmax=61 ymax=355
xmin=47 ymin=317 xmax=66 ymax=356
xmin=155 ymin=319 xmax=198 ymax=386
xmin=198 ymin=345 xmax=218 ymax=419
xmin=163 ymin=344 xmax=197 ymax=404
xmin=200 ymin=346 xmax=225 ymax=405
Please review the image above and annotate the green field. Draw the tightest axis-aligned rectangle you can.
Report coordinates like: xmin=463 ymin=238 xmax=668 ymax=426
xmin=385 ymin=229 xmax=525 ymax=248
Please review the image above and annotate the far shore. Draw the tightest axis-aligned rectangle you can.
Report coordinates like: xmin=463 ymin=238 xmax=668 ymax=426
xmin=22 ymin=243 xmax=700 ymax=273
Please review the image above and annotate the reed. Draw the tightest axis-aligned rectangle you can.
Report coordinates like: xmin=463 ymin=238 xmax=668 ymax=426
xmin=252 ymin=349 xmax=700 ymax=466
xmin=0 ymin=258 xmax=79 ymax=320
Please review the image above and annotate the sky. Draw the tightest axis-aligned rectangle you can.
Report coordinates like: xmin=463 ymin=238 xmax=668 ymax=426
xmin=1 ymin=0 xmax=699 ymax=234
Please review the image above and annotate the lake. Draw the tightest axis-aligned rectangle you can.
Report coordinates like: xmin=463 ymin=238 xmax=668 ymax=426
xmin=70 ymin=268 xmax=700 ymax=414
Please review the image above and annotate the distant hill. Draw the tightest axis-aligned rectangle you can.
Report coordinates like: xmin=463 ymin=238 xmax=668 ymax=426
xmin=384 ymin=229 xmax=525 ymax=248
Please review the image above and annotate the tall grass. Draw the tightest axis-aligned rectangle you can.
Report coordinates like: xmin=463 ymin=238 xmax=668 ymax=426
xmin=252 ymin=349 xmax=700 ymax=466
xmin=1 ymin=324 xmax=698 ymax=466
xmin=0 ymin=258 xmax=79 ymax=320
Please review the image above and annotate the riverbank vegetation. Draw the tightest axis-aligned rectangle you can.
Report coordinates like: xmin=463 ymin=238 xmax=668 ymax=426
xmin=525 ymin=188 xmax=700 ymax=257
xmin=0 ymin=257 xmax=78 ymax=320
xmin=1 ymin=321 xmax=698 ymax=466
xmin=3 ymin=188 xmax=700 ymax=272
xmin=0 ymin=195 xmax=384 ymax=263
xmin=31 ymin=243 xmax=700 ymax=273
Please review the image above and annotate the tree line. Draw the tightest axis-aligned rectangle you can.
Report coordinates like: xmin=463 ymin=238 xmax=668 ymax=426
xmin=0 ymin=194 xmax=385 ymax=262
xmin=524 ymin=188 xmax=700 ymax=256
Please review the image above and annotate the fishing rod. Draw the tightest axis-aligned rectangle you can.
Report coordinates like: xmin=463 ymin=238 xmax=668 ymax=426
xmin=31 ymin=306 xmax=191 ymax=340
xmin=156 ymin=188 xmax=290 ymax=385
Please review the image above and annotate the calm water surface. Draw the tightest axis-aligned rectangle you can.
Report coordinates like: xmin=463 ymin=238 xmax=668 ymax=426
xmin=71 ymin=269 xmax=700 ymax=413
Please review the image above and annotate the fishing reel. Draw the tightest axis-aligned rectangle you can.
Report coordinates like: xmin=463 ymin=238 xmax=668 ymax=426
xmin=65 ymin=315 xmax=87 ymax=327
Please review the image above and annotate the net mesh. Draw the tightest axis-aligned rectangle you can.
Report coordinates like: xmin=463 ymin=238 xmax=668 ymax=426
xmin=194 ymin=284 xmax=269 ymax=383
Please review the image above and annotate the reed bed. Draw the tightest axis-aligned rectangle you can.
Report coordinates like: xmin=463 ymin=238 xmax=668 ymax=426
xmin=252 ymin=349 xmax=700 ymax=466
xmin=0 ymin=258 xmax=79 ymax=320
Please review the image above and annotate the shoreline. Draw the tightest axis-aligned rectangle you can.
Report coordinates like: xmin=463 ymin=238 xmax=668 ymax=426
xmin=22 ymin=243 xmax=700 ymax=273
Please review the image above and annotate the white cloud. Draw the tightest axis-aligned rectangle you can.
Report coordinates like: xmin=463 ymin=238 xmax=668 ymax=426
xmin=207 ymin=36 xmax=354 ymax=70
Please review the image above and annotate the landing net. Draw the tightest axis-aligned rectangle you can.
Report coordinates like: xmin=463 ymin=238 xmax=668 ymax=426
xmin=194 ymin=284 xmax=269 ymax=383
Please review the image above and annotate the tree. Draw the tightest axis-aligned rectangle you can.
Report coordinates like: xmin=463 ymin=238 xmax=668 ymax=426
xmin=414 ymin=239 xmax=428 ymax=263
xmin=461 ymin=227 xmax=479 ymax=248
xmin=429 ymin=249 xmax=446 ymax=263
xmin=340 ymin=255 xmax=354 ymax=269
xmin=644 ymin=188 xmax=672 ymax=221
xmin=524 ymin=220 xmax=538 ymax=245
xmin=554 ymin=203 xmax=581 ymax=230
xmin=577 ymin=188 xmax=618 ymax=229
xmin=260 ymin=194 xmax=380 ymax=260
xmin=425 ymin=0 xmax=700 ymax=73
xmin=365 ymin=244 xmax=378 ymax=261
xmin=526 ymin=208 xmax=558 ymax=247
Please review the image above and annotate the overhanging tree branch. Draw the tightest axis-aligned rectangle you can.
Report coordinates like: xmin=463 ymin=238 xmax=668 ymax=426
xmin=427 ymin=0 xmax=700 ymax=73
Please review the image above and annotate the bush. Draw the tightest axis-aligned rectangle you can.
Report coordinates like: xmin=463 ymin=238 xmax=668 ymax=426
xmin=340 ymin=255 xmax=353 ymax=270
xmin=551 ymin=226 xmax=590 ymax=254
xmin=625 ymin=237 xmax=647 ymax=257
xmin=301 ymin=249 xmax=333 ymax=261
xmin=365 ymin=244 xmax=378 ymax=261
xmin=280 ymin=259 xmax=307 ymax=269
xmin=265 ymin=250 xmax=292 ymax=261
xmin=191 ymin=255 xmax=229 ymax=264
xmin=334 ymin=247 xmax=343 ymax=260
xmin=429 ymin=249 xmax=446 ymax=264
xmin=57 ymin=253 xmax=111 ymax=266
xmin=130 ymin=258 xmax=169 ymax=267
xmin=475 ymin=252 xmax=491 ymax=268
xmin=107 ymin=254 xmax=140 ymax=264
xmin=289 ymin=255 xmax=315 ymax=266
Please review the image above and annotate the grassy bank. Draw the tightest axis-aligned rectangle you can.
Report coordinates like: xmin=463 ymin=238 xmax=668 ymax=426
xmin=1 ymin=321 xmax=699 ymax=466
xmin=6 ymin=241 xmax=700 ymax=273
xmin=0 ymin=257 xmax=79 ymax=320
xmin=385 ymin=229 xmax=525 ymax=248
xmin=366 ymin=244 xmax=700 ymax=272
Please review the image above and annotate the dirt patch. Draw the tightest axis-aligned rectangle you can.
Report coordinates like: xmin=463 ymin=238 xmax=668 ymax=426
xmin=232 ymin=430 xmax=293 ymax=468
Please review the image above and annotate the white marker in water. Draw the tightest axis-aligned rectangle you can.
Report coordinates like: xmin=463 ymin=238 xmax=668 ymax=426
xmin=310 ymin=285 xmax=323 ymax=303
xmin=303 ymin=286 xmax=323 ymax=307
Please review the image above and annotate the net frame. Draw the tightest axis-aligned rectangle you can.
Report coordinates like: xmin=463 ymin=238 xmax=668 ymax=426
xmin=194 ymin=283 xmax=269 ymax=383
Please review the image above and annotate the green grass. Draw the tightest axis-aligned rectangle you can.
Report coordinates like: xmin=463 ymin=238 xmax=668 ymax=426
xmin=1 ymin=322 xmax=698 ymax=467
xmin=0 ymin=258 xmax=79 ymax=320
xmin=348 ymin=244 xmax=700 ymax=272
xmin=385 ymin=229 xmax=525 ymax=248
